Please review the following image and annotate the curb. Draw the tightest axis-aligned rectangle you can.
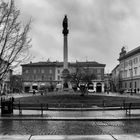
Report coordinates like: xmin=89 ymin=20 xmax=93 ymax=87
xmin=0 ymin=116 xmax=140 ymax=121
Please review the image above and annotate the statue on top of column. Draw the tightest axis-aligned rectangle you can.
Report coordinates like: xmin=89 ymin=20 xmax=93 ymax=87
xmin=62 ymin=15 xmax=69 ymax=35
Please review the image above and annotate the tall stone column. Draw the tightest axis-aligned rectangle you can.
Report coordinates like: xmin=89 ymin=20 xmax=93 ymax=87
xmin=61 ymin=15 xmax=70 ymax=89
xmin=63 ymin=35 xmax=68 ymax=69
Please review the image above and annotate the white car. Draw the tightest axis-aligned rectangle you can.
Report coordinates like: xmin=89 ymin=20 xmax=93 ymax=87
xmin=87 ymin=85 xmax=96 ymax=93
xmin=88 ymin=89 xmax=96 ymax=93
xmin=29 ymin=90 xmax=38 ymax=93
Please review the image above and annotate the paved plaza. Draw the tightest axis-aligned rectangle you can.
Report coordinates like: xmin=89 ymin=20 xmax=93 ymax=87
xmin=1 ymin=92 xmax=140 ymax=139
xmin=1 ymin=135 xmax=140 ymax=140
xmin=1 ymin=119 xmax=140 ymax=135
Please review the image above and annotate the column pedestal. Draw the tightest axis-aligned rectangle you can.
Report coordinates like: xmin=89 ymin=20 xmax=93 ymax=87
xmin=61 ymin=69 xmax=70 ymax=90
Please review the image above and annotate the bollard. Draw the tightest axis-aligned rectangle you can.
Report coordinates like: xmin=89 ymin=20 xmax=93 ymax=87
xmin=19 ymin=101 xmax=22 ymax=115
xmin=41 ymin=104 xmax=43 ymax=116
xmin=123 ymin=100 xmax=125 ymax=109
xmin=82 ymin=103 xmax=84 ymax=108
xmin=129 ymin=103 xmax=132 ymax=115
xmin=46 ymin=104 xmax=48 ymax=110
xmin=102 ymin=100 xmax=105 ymax=107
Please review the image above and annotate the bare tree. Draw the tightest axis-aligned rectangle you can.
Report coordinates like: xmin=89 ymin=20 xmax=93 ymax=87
xmin=0 ymin=0 xmax=31 ymax=82
xmin=10 ymin=74 xmax=22 ymax=93
xmin=70 ymin=67 xmax=97 ymax=95
xmin=70 ymin=67 xmax=83 ymax=89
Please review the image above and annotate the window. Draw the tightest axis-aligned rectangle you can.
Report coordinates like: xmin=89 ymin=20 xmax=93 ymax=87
xmin=58 ymin=75 xmax=60 ymax=80
xmin=58 ymin=69 xmax=60 ymax=74
xmin=97 ymin=75 xmax=101 ymax=80
xmin=129 ymin=60 xmax=132 ymax=66
xmin=129 ymin=69 xmax=133 ymax=77
xmin=42 ymin=75 xmax=44 ymax=80
xmin=125 ymin=82 xmax=127 ymax=88
xmin=34 ymin=75 xmax=36 ymax=80
xmin=49 ymin=76 xmax=52 ymax=80
xmin=134 ymin=57 xmax=138 ymax=64
xmin=130 ymin=82 xmax=132 ymax=88
xmin=41 ymin=69 xmax=44 ymax=74
xmin=25 ymin=70 xmax=29 ymax=74
xmin=120 ymin=83 xmax=122 ymax=88
xmin=97 ymin=69 xmax=101 ymax=74
xmin=49 ymin=69 xmax=52 ymax=74
xmin=134 ymin=67 xmax=137 ymax=75
xmin=124 ymin=70 xmax=127 ymax=78
xmin=135 ymin=82 xmax=137 ymax=88
xmin=33 ymin=69 xmax=36 ymax=74
xmin=120 ymin=71 xmax=123 ymax=78
xmin=120 ymin=63 xmax=124 ymax=69
xmin=125 ymin=61 xmax=128 ymax=67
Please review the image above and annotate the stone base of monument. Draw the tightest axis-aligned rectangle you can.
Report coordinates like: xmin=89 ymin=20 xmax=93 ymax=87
xmin=63 ymin=82 xmax=72 ymax=91
xmin=61 ymin=68 xmax=72 ymax=91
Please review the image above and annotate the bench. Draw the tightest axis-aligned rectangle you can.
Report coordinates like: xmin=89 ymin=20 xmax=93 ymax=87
xmin=13 ymin=103 xmax=48 ymax=116
xmin=123 ymin=102 xmax=140 ymax=115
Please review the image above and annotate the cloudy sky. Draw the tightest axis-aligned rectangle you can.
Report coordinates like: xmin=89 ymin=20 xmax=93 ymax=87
xmin=15 ymin=0 xmax=140 ymax=72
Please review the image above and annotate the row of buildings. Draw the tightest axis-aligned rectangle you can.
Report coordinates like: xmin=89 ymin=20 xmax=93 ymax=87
xmin=21 ymin=61 xmax=106 ymax=93
xmin=2 ymin=46 xmax=140 ymax=94
xmin=21 ymin=45 xmax=140 ymax=94
xmin=111 ymin=46 xmax=140 ymax=93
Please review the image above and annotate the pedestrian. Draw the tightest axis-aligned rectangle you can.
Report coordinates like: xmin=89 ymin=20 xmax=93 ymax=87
xmin=33 ymin=90 xmax=35 ymax=95
xmin=12 ymin=97 xmax=14 ymax=102
xmin=107 ymin=88 xmax=109 ymax=94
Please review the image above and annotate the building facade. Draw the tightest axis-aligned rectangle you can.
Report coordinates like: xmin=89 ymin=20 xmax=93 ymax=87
xmin=111 ymin=65 xmax=120 ymax=92
xmin=21 ymin=61 xmax=106 ymax=93
xmin=104 ymin=73 xmax=112 ymax=92
xmin=118 ymin=46 xmax=140 ymax=93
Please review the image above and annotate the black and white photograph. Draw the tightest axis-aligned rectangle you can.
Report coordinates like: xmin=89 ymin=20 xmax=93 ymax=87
xmin=1 ymin=0 xmax=140 ymax=139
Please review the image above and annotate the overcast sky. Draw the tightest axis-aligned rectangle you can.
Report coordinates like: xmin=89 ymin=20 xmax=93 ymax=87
xmin=15 ymin=0 xmax=140 ymax=73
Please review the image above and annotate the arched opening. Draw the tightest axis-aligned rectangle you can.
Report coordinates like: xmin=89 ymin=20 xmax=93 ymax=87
xmin=24 ymin=86 xmax=30 ymax=93
xmin=96 ymin=83 xmax=102 ymax=93
xmin=63 ymin=82 xmax=68 ymax=88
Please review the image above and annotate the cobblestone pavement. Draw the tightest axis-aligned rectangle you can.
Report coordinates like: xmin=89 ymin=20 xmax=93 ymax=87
xmin=1 ymin=92 xmax=140 ymax=137
xmin=1 ymin=120 xmax=140 ymax=135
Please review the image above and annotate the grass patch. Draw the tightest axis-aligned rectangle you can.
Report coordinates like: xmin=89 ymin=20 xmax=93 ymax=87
xmin=14 ymin=92 xmax=140 ymax=108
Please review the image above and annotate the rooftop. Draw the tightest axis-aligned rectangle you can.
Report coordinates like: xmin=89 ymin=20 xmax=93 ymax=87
xmin=119 ymin=46 xmax=140 ymax=61
xmin=21 ymin=61 xmax=106 ymax=67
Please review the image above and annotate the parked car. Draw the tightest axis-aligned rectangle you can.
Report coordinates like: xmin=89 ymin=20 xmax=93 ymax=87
xmin=29 ymin=89 xmax=38 ymax=93
xmin=56 ymin=83 xmax=62 ymax=91
xmin=87 ymin=83 xmax=96 ymax=93
xmin=87 ymin=88 xmax=96 ymax=93
xmin=124 ymin=89 xmax=128 ymax=93
xmin=124 ymin=89 xmax=135 ymax=93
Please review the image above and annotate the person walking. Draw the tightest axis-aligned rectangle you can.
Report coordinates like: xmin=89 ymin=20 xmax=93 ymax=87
xmin=33 ymin=90 xmax=36 ymax=95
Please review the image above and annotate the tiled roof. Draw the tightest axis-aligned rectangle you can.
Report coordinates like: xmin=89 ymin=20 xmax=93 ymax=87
xmin=21 ymin=61 xmax=106 ymax=67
